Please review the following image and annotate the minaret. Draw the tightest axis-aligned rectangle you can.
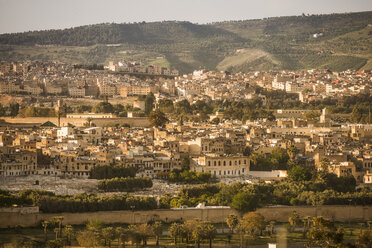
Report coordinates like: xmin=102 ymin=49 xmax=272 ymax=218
xmin=56 ymin=99 xmax=62 ymax=127
xmin=319 ymin=108 xmax=329 ymax=124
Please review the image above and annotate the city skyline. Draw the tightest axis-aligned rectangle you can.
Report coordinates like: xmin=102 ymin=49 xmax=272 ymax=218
xmin=0 ymin=0 xmax=372 ymax=34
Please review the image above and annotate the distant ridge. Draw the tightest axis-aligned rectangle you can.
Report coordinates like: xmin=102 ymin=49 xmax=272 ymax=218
xmin=0 ymin=11 xmax=371 ymax=73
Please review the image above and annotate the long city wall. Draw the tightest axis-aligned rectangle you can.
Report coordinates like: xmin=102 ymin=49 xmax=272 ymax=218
xmin=1 ymin=205 xmax=371 ymax=228
xmin=1 ymin=117 xmax=150 ymax=127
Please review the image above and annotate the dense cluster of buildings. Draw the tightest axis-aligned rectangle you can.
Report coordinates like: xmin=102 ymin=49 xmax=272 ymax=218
xmin=0 ymin=61 xmax=371 ymax=185
xmin=107 ymin=61 xmax=179 ymax=76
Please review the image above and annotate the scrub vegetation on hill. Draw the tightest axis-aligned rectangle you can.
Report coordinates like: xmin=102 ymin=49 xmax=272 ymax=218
xmin=0 ymin=12 xmax=371 ymax=73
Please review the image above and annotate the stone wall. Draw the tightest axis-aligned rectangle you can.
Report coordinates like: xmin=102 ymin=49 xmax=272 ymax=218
xmin=256 ymin=205 xmax=372 ymax=222
xmin=0 ymin=207 xmax=236 ymax=228
xmin=1 ymin=205 xmax=371 ymax=228
xmin=1 ymin=117 xmax=150 ymax=128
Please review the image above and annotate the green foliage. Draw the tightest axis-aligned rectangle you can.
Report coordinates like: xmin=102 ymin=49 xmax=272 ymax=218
xmin=242 ymin=212 xmax=266 ymax=236
xmin=226 ymin=214 xmax=239 ymax=233
xmin=145 ymin=92 xmax=155 ymax=115
xmin=89 ymin=164 xmax=137 ymax=179
xmin=18 ymin=107 xmax=56 ymax=117
xmin=288 ymin=165 xmax=313 ymax=182
xmin=10 ymin=103 xmax=19 ymax=117
xmin=98 ymin=177 xmax=153 ymax=192
xmin=168 ymin=170 xmax=212 ymax=184
xmin=1 ymin=12 xmax=372 ymax=72
xmin=93 ymin=102 xmax=114 ymax=113
xmin=230 ymin=192 xmax=258 ymax=212
xmin=159 ymin=99 xmax=174 ymax=113
xmin=357 ymin=230 xmax=372 ymax=248
xmin=250 ymin=148 xmax=290 ymax=171
xmin=148 ymin=109 xmax=168 ymax=127
xmin=38 ymin=193 xmax=157 ymax=213
xmin=306 ymin=217 xmax=344 ymax=248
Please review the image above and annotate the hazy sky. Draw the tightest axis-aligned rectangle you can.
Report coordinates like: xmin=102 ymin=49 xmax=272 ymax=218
xmin=0 ymin=0 xmax=371 ymax=34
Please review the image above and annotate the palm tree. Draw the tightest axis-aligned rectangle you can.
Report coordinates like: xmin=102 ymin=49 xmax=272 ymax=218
xmin=236 ymin=222 xmax=245 ymax=248
xmin=203 ymin=222 xmax=217 ymax=248
xmin=63 ymin=225 xmax=74 ymax=246
xmin=288 ymin=211 xmax=300 ymax=232
xmin=102 ymin=227 xmax=116 ymax=247
xmin=269 ymin=221 xmax=276 ymax=236
xmin=54 ymin=227 xmax=59 ymax=240
xmin=183 ymin=219 xmax=199 ymax=243
xmin=128 ymin=225 xmax=142 ymax=248
xmin=86 ymin=117 xmax=93 ymax=127
xmin=359 ymin=223 xmax=366 ymax=235
xmin=42 ymin=221 xmax=49 ymax=242
xmin=367 ymin=221 xmax=372 ymax=231
xmin=192 ymin=224 xmax=204 ymax=248
xmin=137 ymin=223 xmax=152 ymax=246
xmin=287 ymin=145 xmax=297 ymax=160
xmin=116 ymin=227 xmax=128 ymax=248
xmin=52 ymin=216 xmax=64 ymax=239
xmin=169 ymin=222 xmax=182 ymax=245
xmin=152 ymin=221 xmax=163 ymax=247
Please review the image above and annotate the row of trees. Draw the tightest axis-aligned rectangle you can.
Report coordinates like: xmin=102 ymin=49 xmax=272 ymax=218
xmin=158 ymin=167 xmax=370 ymax=211
xmin=89 ymin=165 xmax=137 ymax=179
xmin=0 ymin=190 xmax=157 ymax=213
xmin=18 ymin=106 xmax=57 ymax=117
xmin=11 ymin=212 xmax=372 ymax=248
xmin=91 ymin=101 xmax=140 ymax=117
xmin=97 ymin=177 xmax=153 ymax=192
xmin=167 ymin=169 xmax=212 ymax=184
xmin=0 ymin=103 xmax=19 ymax=117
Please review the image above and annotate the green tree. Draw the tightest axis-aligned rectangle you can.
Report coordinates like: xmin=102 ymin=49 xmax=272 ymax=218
xmin=0 ymin=104 xmax=5 ymax=116
xmin=242 ymin=212 xmax=265 ymax=236
xmin=62 ymin=225 xmax=74 ymax=246
xmin=226 ymin=214 xmax=239 ymax=234
xmin=102 ymin=227 xmax=116 ymax=247
xmin=149 ymin=109 xmax=168 ymax=127
xmin=152 ymin=221 xmax=163 ymax=247
xmin=42 ymin=220 xmax=50 ymax=242
xmin=145 ymin=92 xmax=155 ymax=115
xmin=192 ymin=223 xmax=205 ymax=248
xmin=116 ymin=227 xmax=129 ymax=248
xmin=306 ymin=217 xmax=344 ymax=248
xmin=51 ymin=216 xmax=64 ymax=240
xmin=169 ymin=222 xmax=183 ymax=245
xmin=181 ymin=157 xmax=190 ymax=171
xmin=93 ymin=102 xmax=114 ymax=113
xmin=303 ymin=110 xmax=320 ymax=122
xmin=357 ymin=230 xmax=372 ymax=248
xmin=288 ymin=165 xmax=312 ymax=182
xmin=203 ymin=222 xmax=217 ymax=248
xmin=10 ymin=103 xmax=19 ymax=117
xmin=288 ymin=211 xmax=300 ymax=232
xmin=76 ymin=230 xmax=101 ymax=247
xmin=230 ymin=192 xmax=258 ymax=212
xmin=128 ymin=225 xmax=142 ymax=248
xmin=287 ymin=145 xmax=297 ymax=160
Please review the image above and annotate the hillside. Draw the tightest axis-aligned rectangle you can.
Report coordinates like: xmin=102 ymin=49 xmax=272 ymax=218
xmin=0 ymin=11 xmax=371 ymax=73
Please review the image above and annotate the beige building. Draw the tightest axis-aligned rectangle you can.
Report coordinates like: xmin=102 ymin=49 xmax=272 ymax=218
xmin=66 ymin=113 xmax=115 ymax=119
xmin=192 ymin=155 xmax=250 ymax=177
xmin=98 ymin=82 xmax=117 ymax=96
xmin=68 ymin=87 xmax=85 ymax=97
xmin=120 ymin=85 xmax=157 ymax=97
